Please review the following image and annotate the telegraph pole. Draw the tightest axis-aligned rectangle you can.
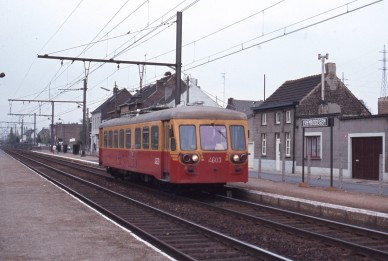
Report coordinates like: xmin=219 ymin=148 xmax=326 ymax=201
xmin=82 ymin=79 xmax=87 ymax=156
xmin=38 ymin=11 xmax=183 ymax=107
xmin=175 ymin=11 xmax=182 ymax=106
xmin=8 ymin=99 xmax=82 ymax=151
xmin=7 ymin=114 xmax=50 ymax=145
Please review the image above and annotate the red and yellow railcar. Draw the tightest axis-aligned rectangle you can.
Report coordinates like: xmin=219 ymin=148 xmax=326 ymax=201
xmin=99 ymin=106 xmax=248 ymax=184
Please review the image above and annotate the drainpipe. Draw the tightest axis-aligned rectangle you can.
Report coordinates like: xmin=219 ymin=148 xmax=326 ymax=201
xmin=292 ymin=102 xmax=299 ymax=174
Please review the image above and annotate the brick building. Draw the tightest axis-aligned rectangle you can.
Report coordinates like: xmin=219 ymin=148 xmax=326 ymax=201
xmin=250 ymin=63 xmax=388 ymax=181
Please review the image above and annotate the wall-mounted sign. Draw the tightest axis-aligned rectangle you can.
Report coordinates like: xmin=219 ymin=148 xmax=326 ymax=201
xmin=302 ymin=117 xmax=330 ymax=128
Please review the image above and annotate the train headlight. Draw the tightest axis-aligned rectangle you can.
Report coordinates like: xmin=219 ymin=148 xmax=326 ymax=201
xmin=240 ymin=154 xmax=247 ymax=163
xmin=191 ymin=154 xmax=199 ymax=163
xmin=182 ymin=154 xmax=191 ymax=163
xmin=232 ymin=154 xmax=240 ymax=163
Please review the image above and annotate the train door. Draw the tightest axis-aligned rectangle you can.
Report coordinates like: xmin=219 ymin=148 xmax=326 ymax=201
xmin=162 ymin=121 xmax=171 ymax=176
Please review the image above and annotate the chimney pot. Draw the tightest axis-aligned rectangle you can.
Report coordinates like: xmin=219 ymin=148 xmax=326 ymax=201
xmin=325 ymin=63 xmax=336 ymax=76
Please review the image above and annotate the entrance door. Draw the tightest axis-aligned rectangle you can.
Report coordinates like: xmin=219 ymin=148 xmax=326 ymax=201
xmin=275 ymin=133 xmax=280 ymax=171
xmin=352 ymin=137 xmax=382 ymax=180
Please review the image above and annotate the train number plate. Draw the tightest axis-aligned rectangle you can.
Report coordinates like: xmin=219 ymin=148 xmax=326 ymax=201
xmin=208 ymin=157 xmax=222 ymax=164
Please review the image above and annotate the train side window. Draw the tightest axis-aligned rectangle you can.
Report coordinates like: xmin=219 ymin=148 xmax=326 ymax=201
xmin=230 ymin=125 xmax=246 ymax=150
xmin=104 ymin=131 xmax=108 ymax=147
xmin=142 ymin=126 xmax=149 ymax=149
xmin=125 ymin=128 xmax=131 ymax=148
xmin=151 ymin=126 xmax=159 ymax=150
xmin=108 ymin=130 xmax=113 ymax=148
xmin=119 ymin=129 xmax=124 ymax=148
xmin=179 ymin=125 xmax=196 ymax=150
xmin=114 ymin=130 xmax=118 ymax=148
xmin=135 ymin=128 xmax=141 ymax=149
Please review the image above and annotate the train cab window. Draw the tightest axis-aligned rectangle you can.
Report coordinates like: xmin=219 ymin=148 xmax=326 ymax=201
xmin=108 ymin=130 xmax=113 ymax=148
xmin=104 ymin=131 xmax=108 ymax=147
xmin=179 ymin=125 xmax=197 ymax=150
xmin=142 ymin=126 xmax=149 ymax=149
xmin=125 ymin=128 xmax=131 ymax=148
xmin=230 ymin=125 xmax=246 ymax=150
xmin=151 ymin=126 xmax=159 ymax=150
xmin=119 ymin=129 xmax=124 ymax=148
xmin=114 ymin=130 xmax=118 ymax=148
xmin=200 ymin=125 xmax=227 ymax=151
xmin=135 ymin=128 xmax=141 ymax=149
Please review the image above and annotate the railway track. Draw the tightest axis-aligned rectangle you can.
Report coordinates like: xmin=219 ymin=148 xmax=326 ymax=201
xmin=6 ymin=149 xmax=388 ymax=260
xmin=6 ymin=149 xmax=287 ymax=260
xmin=186 ymin=192 xmax=388 ymax=260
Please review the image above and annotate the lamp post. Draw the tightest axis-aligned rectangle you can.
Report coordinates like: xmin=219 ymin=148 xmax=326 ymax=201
xmin=101 ymin=82 xmax=118 ymax=118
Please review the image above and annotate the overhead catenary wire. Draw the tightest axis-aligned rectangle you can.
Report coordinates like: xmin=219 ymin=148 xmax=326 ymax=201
xmin=12 ymin=0 xmax=85 ymax=104
xmin=17 ymin=1 xmax=195 ymax=122
xmin=13 ymin=0 xmax=382 ymax=128
xmin=183 ymin=0 xmax=383 ymax=71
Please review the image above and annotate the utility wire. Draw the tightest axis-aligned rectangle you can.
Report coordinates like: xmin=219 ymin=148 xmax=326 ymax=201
xmin=184 ymin=0 xmax=383 ymax=71
xmin=13 ymin=0 xmax=84 ymax=100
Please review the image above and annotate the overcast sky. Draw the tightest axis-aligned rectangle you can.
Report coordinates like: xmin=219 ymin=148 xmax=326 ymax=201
xmin=0 ymin=0 xmax=387 ymax=134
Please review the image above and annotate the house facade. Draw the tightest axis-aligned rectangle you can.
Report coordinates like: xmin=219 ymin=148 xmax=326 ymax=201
xmin=90 ymin=73 xmax=220 ymax=154
xmin=121 ymin=73 xmax=220 ymax=116
xmin=251 ymin=62 xmax=387 ymax=181
xmin=90 ymin=87 xmax=132 ymax=154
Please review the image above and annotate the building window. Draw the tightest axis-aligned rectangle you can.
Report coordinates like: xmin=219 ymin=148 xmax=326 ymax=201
xmin=285 ymin=132 xmax=291 ymax=157
xmin=286 ymin=110 xmax=291 ymax=123
xmin=261 ymin=133 xmax=266 ymax=156
xmin=305 ymin=133 xmax=322 ymax=159
xmin=275 ymin=112 xmax=280 ymax=124
xmin=261 ymin=113 xmax=267 ymax=125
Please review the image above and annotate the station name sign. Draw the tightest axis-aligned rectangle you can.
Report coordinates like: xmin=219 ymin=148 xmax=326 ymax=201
xmin=302 ymin=117 xmax=331 ymax=128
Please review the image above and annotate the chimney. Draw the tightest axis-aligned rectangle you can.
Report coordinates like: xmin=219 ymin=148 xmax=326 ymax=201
xmin=378 ymin=97 xmax=388 ymax=114
xmin=325 ymin=62 xmax=336 ymax=77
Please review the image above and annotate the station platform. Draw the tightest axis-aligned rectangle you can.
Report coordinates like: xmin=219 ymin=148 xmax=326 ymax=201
xmin=1 ymin=149 xmax=387 ymax=260
xmin=0 ymin=149 xmax=171 ymax=261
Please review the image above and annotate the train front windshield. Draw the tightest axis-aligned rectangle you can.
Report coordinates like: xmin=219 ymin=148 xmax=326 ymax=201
xmin=200 ymin=125 xmax=227 ymax=150
xmin=180 ymin=124 xmax=246 ymax=151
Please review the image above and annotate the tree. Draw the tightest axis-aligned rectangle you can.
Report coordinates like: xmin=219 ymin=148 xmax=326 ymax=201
xmin=37 ymin=134 xmax=42 ymax=144
xmin=7 ymin=127 xmax=17 ymax=145
xmin=38 ymin=128 xmax=50 ymax=145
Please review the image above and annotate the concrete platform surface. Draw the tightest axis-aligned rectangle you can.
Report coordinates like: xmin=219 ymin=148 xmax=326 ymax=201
xmin=0 ymin=150 xmax=172 ymax=261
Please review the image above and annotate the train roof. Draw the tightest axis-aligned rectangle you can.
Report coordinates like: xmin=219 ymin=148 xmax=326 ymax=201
xmin=99 ymin=106 xmax=247 ymax=128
